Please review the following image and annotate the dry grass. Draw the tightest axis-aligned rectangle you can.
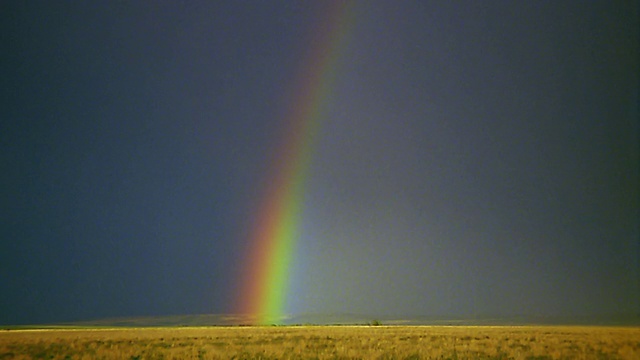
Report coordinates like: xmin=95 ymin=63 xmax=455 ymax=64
xmin=1 ymin=325 xmax=639 ymax=359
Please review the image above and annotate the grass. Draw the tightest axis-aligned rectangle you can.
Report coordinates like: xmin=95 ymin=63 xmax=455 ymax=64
xmin=1 ymin=325 xmax=639 ymax=359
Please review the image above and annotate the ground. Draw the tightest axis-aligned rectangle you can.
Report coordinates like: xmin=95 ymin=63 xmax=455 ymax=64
xmin=1 ymin=325 xmax=639 ymax=359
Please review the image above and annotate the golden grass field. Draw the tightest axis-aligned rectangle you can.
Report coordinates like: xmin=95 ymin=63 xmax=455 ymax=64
xmin=1 ymin=325 xmax=639 ymax=359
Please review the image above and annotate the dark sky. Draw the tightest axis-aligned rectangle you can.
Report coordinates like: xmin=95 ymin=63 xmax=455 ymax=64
xmin=2 ymin=1 xmax=638 ymax=325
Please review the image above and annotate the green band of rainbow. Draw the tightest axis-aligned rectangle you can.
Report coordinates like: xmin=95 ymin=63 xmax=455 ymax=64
xmin=235 ymin=2 xmax=353 ymax=325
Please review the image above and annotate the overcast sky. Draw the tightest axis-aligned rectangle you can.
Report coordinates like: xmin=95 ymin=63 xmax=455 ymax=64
xmin=2 ymin=0 xmax=638 ymax=325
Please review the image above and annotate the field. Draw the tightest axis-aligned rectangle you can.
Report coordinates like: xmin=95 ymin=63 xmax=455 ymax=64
xmin=1 ymin=325 xmax=639 ymax=359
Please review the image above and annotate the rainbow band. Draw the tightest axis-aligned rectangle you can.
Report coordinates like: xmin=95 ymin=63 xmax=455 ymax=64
xmin=236 ymin=2 xmax=353 ymax=325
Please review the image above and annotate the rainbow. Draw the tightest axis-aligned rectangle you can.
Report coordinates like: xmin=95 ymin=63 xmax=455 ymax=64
xmin=235 ymin=2 xmax=353 ymax=325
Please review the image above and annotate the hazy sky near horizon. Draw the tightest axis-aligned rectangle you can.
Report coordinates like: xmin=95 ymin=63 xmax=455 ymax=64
xmin=2 ymin=1 xmax=638 ymax=325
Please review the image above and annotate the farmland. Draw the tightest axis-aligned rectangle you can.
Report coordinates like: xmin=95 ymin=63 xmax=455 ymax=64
xmin=1 ymin=325 xmax=639 ymax=359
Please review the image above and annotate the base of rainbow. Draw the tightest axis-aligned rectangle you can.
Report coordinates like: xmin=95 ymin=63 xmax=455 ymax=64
xmin=233 ymin=2 xmax=353 ymax=325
